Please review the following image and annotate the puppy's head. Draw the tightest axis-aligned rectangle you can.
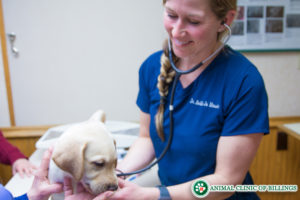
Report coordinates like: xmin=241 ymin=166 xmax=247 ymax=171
xmin=82 ymin=139 xmax=118 ymax=194
xmin=52 ymin=120 xmax=118 ymax=194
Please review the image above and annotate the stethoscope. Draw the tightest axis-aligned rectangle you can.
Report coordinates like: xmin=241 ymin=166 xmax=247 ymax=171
xmin=117 ymin=23 xmax=232 ymax=178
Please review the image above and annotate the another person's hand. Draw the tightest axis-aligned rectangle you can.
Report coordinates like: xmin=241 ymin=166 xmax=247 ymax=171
xmin=63 ymin=178 xmax=115 ymax=200
xmin=12 ymin=158 xmax=37 ymax=178
xmin=27 ymin=147 xmax=63 ymax=200
xmin=93 ymin=178 xmax=158 ymax=200
xmin=64 ymin=177 xmax=96 ymax=200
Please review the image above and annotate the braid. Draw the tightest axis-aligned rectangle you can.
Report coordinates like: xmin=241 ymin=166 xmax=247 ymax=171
xmin=155 ymin=39 xmax=177 ymax=141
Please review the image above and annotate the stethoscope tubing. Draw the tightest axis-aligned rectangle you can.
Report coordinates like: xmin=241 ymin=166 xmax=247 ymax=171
xmin=117 ymin=24 xmax=231 ymax=177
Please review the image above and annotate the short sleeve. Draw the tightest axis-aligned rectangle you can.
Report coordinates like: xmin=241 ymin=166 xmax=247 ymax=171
xmin=136 ymin=51 xmax=162 ymax=114
xmin=221 ymin=67 xmax=269 ymax=136
xmin=136 ymin=59 xmax=151 ymax=113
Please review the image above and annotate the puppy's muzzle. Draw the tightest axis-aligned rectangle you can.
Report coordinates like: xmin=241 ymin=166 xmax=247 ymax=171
xmin=105 ymin=183 xmax=118 ymax=191
xmin=86 ymin=182 xmax=118 ymax=194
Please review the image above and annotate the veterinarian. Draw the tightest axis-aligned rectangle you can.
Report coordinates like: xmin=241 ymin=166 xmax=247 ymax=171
xmin=0 ymin=148 xmax=63 ymax=200
xmin=68 ymin=0 xmax=269 ymax=199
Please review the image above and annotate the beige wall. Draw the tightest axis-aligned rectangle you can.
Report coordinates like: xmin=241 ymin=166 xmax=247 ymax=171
xmin=244 ymin=52 xmax=300 ymax=117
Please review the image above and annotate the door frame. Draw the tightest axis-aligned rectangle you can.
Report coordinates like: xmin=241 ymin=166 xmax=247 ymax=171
xmin=0 ymin=0 xmax=15 ymax=126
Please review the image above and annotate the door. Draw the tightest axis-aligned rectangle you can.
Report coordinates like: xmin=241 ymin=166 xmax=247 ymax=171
xmin=2 ymin=0 xmax=165 ymax=126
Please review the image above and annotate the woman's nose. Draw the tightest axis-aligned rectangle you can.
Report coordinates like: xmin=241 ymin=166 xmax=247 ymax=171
xmin=172 ymin=20 xmax=186 ymax=38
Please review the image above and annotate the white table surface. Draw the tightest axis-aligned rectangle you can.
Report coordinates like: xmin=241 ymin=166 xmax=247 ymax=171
xmin=283 ymin=123 xmax=300 ymax=135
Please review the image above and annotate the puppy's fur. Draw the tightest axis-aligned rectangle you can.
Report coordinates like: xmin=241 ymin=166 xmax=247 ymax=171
xmin=48 ymin=110 xmax=118 ymax=195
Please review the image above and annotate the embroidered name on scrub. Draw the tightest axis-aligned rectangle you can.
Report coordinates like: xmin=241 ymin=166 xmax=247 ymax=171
xmin=189 ymin=98 xmax=220 ymax=109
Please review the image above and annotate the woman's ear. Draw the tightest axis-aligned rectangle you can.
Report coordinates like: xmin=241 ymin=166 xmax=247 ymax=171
xmin=223 ymin=10 xmax=237 ymax=26
xmin=218 ymin=10 xmax=237 ymax=32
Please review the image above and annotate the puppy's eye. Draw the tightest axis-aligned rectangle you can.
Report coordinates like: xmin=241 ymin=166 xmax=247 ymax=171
xmin=92 ymin=161 xmax=105 ymax=168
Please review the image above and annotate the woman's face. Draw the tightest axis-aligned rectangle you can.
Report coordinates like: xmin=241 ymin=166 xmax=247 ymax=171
xmin=163 ymin=0 xmax=223 ymax=61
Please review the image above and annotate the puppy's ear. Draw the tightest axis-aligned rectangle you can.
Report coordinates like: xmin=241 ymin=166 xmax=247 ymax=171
xmin=52 ymin=140 xmax=87 ymax=181
xmin=89 ymin=110 xmax=106 ymax=123
xmin=113 ymin=139 xmax=117 ymax=150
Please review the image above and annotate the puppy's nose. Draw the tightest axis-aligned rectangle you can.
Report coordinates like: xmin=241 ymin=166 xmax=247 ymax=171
xmin=106 ymin=184 xmax=118 ymax=191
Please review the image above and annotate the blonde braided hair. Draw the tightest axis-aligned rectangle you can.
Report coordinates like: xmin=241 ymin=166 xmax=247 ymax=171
xmin=155 ymin=40 xmax=177 ymax=141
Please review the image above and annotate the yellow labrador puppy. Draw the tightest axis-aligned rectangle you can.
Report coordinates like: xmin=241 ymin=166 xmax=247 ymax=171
xmin=48 ymin=110 xmax=118 ymax=196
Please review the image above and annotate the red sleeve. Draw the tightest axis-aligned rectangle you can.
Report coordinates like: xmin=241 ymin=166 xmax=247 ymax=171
xmin=0 ymin=130 xmax=27 ymax=165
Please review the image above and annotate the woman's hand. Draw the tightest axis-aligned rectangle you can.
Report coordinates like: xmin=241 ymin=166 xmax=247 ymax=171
xmin=27 ymin=147 xmax=63 ymax=200
xmin=93 ymin=178 xmax=159 ymax=200
xmin=63 ymin=177 xmax=96 ymax=200
xmin=12 ymin=158 xmax=37 ymax=178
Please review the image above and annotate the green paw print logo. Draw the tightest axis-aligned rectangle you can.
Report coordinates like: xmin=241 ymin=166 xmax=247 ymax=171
xmin=191 ymin=179 xmax=210 ymax=198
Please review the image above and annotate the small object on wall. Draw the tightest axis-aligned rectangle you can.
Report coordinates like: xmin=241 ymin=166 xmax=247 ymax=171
xmin=276 ymin=131 xmax=288 ymax=151
xmin=7 ymin=32 xmax=19 ymax=57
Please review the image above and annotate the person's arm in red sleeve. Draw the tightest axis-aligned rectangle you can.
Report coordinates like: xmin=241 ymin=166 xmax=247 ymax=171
xmin=0 ymin=130 xmax=37 ymax=177
xmin=0 ymin=130 xmax=26 ymax=165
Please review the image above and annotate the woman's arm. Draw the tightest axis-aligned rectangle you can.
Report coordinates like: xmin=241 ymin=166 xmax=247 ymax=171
xmin=117 ymin=111 xmax=156 ymax=173
xmin=167 ymin=133 xmax=263 ymax=200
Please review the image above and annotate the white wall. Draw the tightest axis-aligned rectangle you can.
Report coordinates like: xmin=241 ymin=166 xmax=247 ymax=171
xmin=245 ymin=52 xmax=300 ymax=117
xmin=0 ymin=39 xmax=10 ymax=126
xmin=1 ymin=1 xmax=300 ymax=127
xmin=1 ymin=0 xmax=166 ymax=126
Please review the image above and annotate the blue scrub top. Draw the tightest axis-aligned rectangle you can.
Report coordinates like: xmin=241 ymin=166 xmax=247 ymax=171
xmin=0 ymin=184 xmax=13 ymax=200
xmin=136 ymin=46 xmax=269 ymax=200
xmin=0 ymin=184 xmax=29 ymax=200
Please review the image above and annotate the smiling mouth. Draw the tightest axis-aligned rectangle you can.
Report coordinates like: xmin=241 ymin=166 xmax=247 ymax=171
xmin=173 ymin=38 xmax=192 ymax=47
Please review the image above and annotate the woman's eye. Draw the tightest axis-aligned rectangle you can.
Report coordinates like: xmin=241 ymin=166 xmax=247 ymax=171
xmin=168 ymin=14 xmax=177 ymax=19
xmin=189 ymin=20 xmax=200 ymax=25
